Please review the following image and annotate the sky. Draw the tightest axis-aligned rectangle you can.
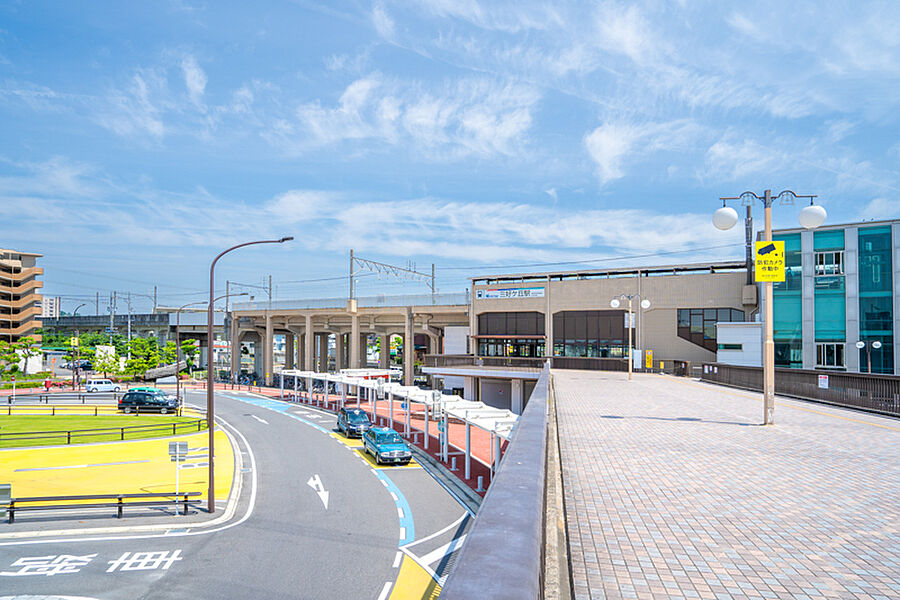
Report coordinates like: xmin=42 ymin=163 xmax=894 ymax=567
xmin=2 ymin=0 xmax=899 ymax=314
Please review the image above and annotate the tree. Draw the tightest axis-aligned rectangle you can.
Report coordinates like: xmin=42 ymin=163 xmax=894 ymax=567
xmin=0 ymin=340 xmax=19 ymax=376
xmin=93 ymin=348 xmax=121 ymax=379
xmin=181 ymin=339 xmax=200 ymax=375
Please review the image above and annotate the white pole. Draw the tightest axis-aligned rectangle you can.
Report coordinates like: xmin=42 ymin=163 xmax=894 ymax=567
xmin=306 ymin=377 xmax=312 ymax=404
xmin=293 ymin=375 xmax=298 ymax=401
xmin=280 ymin=373 xmax=284 ymax=398
xmin=324 ymin=378 xmax=329 ymax=409
xmin=442 ymin=414 xmax=448 ymax=461
xmin=372 ymin=386 xmax=377 ymax=424
xmin=465 ymin=421 xmax=471 ymax=480
xmin=389 ymin=391 xmax=394 ymax=430
xmin=405 ymin=396 xmax=410 ymax=436
xmin=424 ymin=403 xmax=430 ymax=450
xmin=490 ymin=432 xmax=494 ymax=479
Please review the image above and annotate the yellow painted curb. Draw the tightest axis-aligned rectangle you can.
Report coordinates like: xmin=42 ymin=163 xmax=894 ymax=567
xmin=390 ymin=555 xmax=441 ymax=600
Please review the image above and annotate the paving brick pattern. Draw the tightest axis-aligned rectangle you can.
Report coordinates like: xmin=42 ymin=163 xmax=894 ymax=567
xmin=554 ymin=371 xmax=900 ymax=600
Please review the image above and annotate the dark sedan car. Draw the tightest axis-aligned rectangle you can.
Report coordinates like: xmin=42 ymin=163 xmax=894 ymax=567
xmin=118 ymin=391 xmax=179 ymax=414
xmin=337 ymin=408 xmax=372 ymax=438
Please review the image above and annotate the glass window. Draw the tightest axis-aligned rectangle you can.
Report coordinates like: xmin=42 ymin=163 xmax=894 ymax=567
xmin=816 ymin=342 xmax=845 ymax=369
xmin=703 ymin=308 xmax=717 ymax=320
xmin=730 ymin=309 xmax=745 ymax=322
xmin=690 ymin=313 xmax=702 ymax=334
xmin=774 ymin=233 xmax=802 ymax=291
xmin=717 ymin=343 xmax=743 ymax=350
xmin=717 ymin=308 xmax=731 ymax=322
xmin=815 ymin=251 xmax=844 ymax=276
xmin=677 ymin=309 xmax=689 ymax=328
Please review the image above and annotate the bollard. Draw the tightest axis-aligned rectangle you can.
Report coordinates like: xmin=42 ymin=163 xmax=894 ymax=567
xmin=475 ymin=475 xmax=485 ymax=492
xmin=451 ymin=457 xmax=458 ymax=471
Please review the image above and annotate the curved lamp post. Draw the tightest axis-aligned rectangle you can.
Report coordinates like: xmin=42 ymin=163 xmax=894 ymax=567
xmin=714 ymin=190 xmax=826 ymax=425
xmin=610 ymin=294 xmax=651 ymax=381
xmin=176 ymin=293 xmax=248 ymax=407
xmin=207 ymin=237 xmax=293 ymax=513
xmin=71 ymin=303 xmax=86 ymax=391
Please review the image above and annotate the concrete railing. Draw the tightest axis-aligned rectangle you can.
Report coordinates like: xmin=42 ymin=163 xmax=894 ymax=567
xmin=232 ymin=291 xmax=470 ymax=312
xmin=440 ymin=362 xmax=550 ymax=599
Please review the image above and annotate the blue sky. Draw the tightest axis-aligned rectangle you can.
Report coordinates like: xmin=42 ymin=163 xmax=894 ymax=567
xmin=2 ymin=1 xmax=899 ymax=313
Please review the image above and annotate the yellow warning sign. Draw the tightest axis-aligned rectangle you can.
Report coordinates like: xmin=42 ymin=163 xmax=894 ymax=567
xmin=70 ymin=336 xmax=80 ymax=347
xmin=755 ymin=241 xmax=785 ymax=282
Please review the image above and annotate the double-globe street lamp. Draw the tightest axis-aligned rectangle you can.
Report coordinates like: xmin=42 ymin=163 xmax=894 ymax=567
xmin=713 ymin=190 xmax=826 ymax=425
xmin=175 ymin=292 xmax=249 ymax=407
xmin=856 ymin=340 xmax=883 ymax=374
xmin=610 ymin=294 xmax=651 ymax=381
xmin=207 ymin=237 xmax=293 ymax=514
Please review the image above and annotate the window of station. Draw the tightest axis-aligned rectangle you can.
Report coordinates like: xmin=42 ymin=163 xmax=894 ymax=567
xmin=475 ymin=311 xmax=545 ymax=357
xmin=815 ymin=251 xmax=844 ymax=277
xmin=551 ymin=310 xmax=628 ymax=358
xmin=676 ymin=308 xmax=744 ymax=352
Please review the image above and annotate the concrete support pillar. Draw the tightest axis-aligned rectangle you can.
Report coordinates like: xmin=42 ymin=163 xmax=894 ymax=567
xmin=319 ymin=333 xmax=330 ymax=372
xmin=252 ymin=335 xmax=263 ymax=379
xmin=361 ymin=334 xmax=369 ymax=367
xmin=230 ymin=317 xmax=240 ymax=381
xmin=379 ymin=334 xmax=390 ymax=368
xmin=264 ymin=314 xmax=274 ymax=386
xmin=845 ymin=227 xmax=860 ymax=372
xmin=511 ymin=378 xmax=524 ymax=415
xmin=285 ymin=332 xmax=295 ymax=370
xmin=464 ymin=376 xmax=476 ymax=402
xmin=335 ymin=333 xmax=344 ymax=371
xmin=404 ymin=309 xmax=414 ymax=387
xmin=350 ymin=315 xmax=360 ymax=368
xmin=304 ymin=315 xmax=313 ymax=373
xmin=801 ymin=230 xmax=815 ymax=369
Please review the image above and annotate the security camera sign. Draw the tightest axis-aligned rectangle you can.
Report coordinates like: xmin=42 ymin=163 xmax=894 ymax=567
xmin=755 ymin=241 xmax=785 ymax=282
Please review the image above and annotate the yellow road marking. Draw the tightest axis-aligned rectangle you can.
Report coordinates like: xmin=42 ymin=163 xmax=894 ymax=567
xmin=329 ymin=432 xmax=420 ymax=469
xmin=389 ymin=555 xmax=440 ymax=600
xmin=661 ymin=374 xmax=900 ymax=432
xmin=0 ymin=428 xmax=235 ymax=502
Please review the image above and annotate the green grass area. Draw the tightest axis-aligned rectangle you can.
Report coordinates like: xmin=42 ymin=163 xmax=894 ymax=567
xmin=0 ymin=414 xmax=207 ymax=448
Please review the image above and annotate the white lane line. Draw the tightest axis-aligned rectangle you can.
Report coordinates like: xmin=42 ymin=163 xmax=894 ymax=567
xmin=402 ymin=513 xmax=469 ymax=549
xmin=417 ymin=534 xmax=468 ymax=568
xmin=377 ymin=581 xmax=392 ymax=600
xmin=249 ymin=415 xmax=269 ymax=425
xmin=399 ymin=527 xmax=406 ymax=540
xmin=397 ymin=507 xmax=404 ymax=519
xmin=393 ymin=551 xmax=403 ymax=568
xmin=16 ymin=460 xmax=151 ymax=472
xmin=390 ymin=492 xmax=398 ymax=501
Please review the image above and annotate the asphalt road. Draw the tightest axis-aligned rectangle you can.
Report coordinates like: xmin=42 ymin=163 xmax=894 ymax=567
xmin=0 ymin=389 xmax=471 ymax=599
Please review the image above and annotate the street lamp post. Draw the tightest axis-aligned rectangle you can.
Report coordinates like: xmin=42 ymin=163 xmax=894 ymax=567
xmin=610 ymin=294 xmax=651 ymax=380
xmin=714 ymin=190 xmax=826 ymax=425
xmin=71 ymin=303 xmax=86 ymax=391
xmin=855 ymin=340 xmax=883 ymax=374
xmin=176 ymin=293 xmax=247 ymax=407
xmin=207 ymin=237 xmax=292 ymax=514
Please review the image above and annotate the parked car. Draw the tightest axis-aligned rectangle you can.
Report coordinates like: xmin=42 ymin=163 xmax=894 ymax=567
xmin=363 ymin=427 xmax=412 ymax=465
xmin=85 ymin=378 xmax=121 ymax=393
xmin=337 ymin=408 xmax=372 ymax=438
xmin=118 ymin=391 xmax=179 ymax=414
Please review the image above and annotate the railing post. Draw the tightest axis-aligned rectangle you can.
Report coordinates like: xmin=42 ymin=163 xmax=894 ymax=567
xmin=117 ymin=496 xmax=123 ymax=518
xmin=8 ymin=502 xmax=14 ymax=524
xmin=67 ymin=431 xmax=71 ymax=444
xmin=172 ymin=423 xmax=176 ymax=435
xmin=120 ymin=428 xmax=124 ymax=441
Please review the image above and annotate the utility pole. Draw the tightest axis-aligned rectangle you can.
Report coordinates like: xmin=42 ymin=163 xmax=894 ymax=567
xmin=96 ymin=292 xmax=100 ymax=316
xmin=153 ymin=286 xmax=157 ymax=313
xmin=126 ymin=292 xmax=132 ymax=360
xmin=349 ymin=249 xmax=354 ymax=300
xmin=268 ymin=274 xmax=272 ymax=309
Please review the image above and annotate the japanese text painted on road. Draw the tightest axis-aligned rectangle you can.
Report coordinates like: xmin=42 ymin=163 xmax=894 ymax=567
xmin=755 ymin=241 xmax=785 ymax=282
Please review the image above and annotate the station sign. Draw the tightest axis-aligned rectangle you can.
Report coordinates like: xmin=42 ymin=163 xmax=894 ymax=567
xmin=476 ymin=287 xmax=545 ymax=300
xmin=755 ymin=241 xmax=785 ymax=282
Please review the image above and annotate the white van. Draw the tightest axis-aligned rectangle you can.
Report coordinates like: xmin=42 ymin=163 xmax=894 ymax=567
xmin=85 ymin=379 xmax=121 ymax=393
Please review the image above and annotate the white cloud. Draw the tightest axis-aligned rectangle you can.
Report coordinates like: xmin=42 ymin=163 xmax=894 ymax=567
xmin=372 ymin=2 xmax=396 ymax=40
xmin=96 ymin=71 xmax=166 ymax=140
xmin=266 ymin=190 xmax=343 ymax=222
xmin=858 ymin=198 xmax=900 ymax=221
xmin=181 ymin=55 xmax=207 ymax=108
xmin=701 ymin=135 xmax=782 ymax=182
xmin=282 ymin=74 xmax=540 ymax=159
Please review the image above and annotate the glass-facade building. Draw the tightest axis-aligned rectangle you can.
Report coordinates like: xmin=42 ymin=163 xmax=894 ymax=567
xmin=770 ymin=220 xmax=899 ymax=374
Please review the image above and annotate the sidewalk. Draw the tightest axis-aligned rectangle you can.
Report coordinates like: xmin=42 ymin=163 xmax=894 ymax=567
xmin=554 ymin=371 xmax=900 ymax=600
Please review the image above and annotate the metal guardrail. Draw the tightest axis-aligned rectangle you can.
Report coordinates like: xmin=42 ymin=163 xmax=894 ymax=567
xmin=701 ymin=363 xmax=900 ymax=417
xmin=6 ymin=391 xmax=127 ymax=404
xmin=0 ymin=418 xmax=206 ymax=445
xmin=4 ymin=491 xmax=202 ymax=523
xmin=440 ymin=362 xmax=550 ymax=599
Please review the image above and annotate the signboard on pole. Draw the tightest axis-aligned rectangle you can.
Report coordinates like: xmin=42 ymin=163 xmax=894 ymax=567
xmin=645 ymin=350 xmax=653 ymax=369
xmin=818 ymin=374 xmax=829 ymax=389
xmin=755 ymin=241 xmax=786 ymax=282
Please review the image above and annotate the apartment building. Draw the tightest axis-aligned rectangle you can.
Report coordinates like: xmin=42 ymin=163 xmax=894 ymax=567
xmin=0 ymin=248 xmax=44 ymax=343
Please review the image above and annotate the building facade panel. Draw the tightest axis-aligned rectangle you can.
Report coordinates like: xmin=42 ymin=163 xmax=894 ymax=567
xmin=0 ymin=249 xmax=43 ymax=343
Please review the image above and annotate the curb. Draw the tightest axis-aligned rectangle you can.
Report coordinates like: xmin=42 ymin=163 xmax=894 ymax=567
xmin=543 ymin=373 xmax=572 ymax=600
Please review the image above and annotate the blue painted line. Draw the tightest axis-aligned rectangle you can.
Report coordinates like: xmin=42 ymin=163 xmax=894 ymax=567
xmin=225 ymin=392 xmax=415 ymax=547
xmin=375 ymin=471 xmax=415 ymax=546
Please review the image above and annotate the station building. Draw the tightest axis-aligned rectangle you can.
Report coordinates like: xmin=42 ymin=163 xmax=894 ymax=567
xmin=766 ymin=218 xmax=900 ymax=374
xmin=424 ymin=260 xmax=757 ymax=410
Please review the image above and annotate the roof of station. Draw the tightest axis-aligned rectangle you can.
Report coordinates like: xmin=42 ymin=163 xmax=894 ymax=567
xmin=471 ymin=260 xmax=748 ymax=285
xmin=279 ymin=368 xmax=519 ymax=439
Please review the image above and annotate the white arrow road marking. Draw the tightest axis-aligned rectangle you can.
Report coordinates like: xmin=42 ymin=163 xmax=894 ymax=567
xmin=249 ymin=415 xmax=269 ymax=425
xmin=306 ymin=474 xmax=329 ymax=510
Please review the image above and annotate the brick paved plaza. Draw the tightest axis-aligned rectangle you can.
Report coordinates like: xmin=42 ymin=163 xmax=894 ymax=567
xmin=553 ymin=371 xmax=900 ymax=600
